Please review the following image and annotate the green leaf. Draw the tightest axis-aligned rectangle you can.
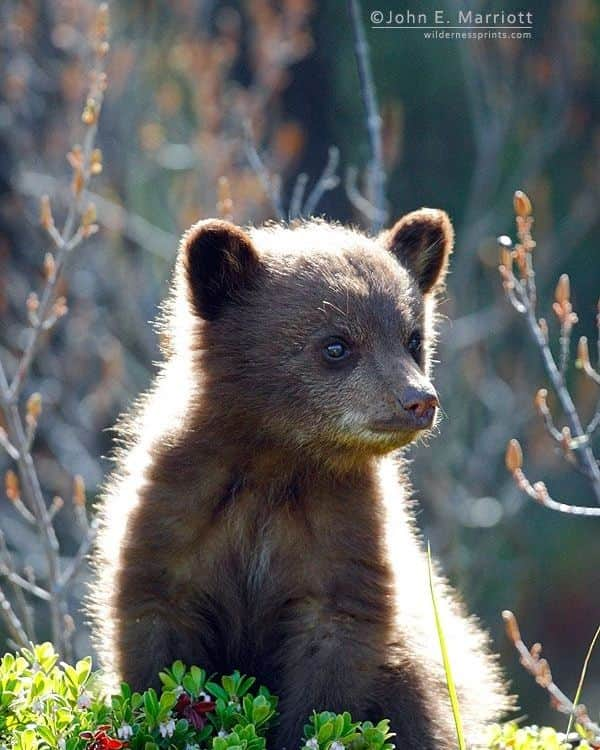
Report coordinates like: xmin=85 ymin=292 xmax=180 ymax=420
xmin=222 ymin=675 xmax=235 ymax=696
xmin=31 ymin=671 xmax=46 ymax=699
xmin=120 ymin=682 xmax=132 ymax=700
xmin=206 ymin=682 xmax=229 ymax=702
xmin=317 ymin=722 xmax=334 ymax=743
xmin=171 ymin=661 xmax=186 ymax=683
xmin=36 ymin=726 xmax=56 ymax=746
xmin=427 ymin=541 xmax=466 ymax=750
xmin=35 ymin=643 xmax=58 ymax=673
xmin=158 ymin=671 xmax=177 ymax=689
xmin=63 ymin=664 xmax=79 ymax=691
xmin=238 ymin=676 xmax=256 ymax=696
xmin=190 ymin=666 xmax=206 ymax=689
xmin=16 ymin=729 xmax=38 ymax=750
xmin=75 ymin=657 xmax=92 ymax=687
xmin=143 ymin=688 xmax=159 ymax=722
xmin=182 ymin=673 xmax=197 ymax=695
xmin=158 ymin=690 xmax=177 ymax=718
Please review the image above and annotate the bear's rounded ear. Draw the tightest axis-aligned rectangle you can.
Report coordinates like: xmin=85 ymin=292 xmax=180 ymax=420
xmin=384 ymin=208 xmax=454 ymax=294
xmin=180 ymin=219 xmax=261 ymax=320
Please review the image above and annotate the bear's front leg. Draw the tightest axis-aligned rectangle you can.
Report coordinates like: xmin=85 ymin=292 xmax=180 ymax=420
xmin=269 ymin=609 xmax=386 ymax=750
xmin=271 ymin=613 xmax=441 ymax=750
xmin=369 ymin=662 xmax=443 ymax=750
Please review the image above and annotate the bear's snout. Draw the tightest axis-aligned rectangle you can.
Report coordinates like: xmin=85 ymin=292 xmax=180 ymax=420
xmin=400 ymin=385 xmax=439 ymax=429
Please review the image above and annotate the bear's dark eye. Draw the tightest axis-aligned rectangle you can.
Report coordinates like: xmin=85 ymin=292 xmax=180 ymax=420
xmin=323 ymin=338 xmax=351 ymax=364
xmin=407 ymin=330 xmax=422 ymax=361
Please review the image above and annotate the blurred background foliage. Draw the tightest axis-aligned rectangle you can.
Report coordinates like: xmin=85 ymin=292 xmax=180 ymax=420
xmin=1 ymin=0 xmax=599 ymax=726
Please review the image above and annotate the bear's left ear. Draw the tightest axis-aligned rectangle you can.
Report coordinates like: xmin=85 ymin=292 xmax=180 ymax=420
xmin=180 ymin=219 xmax=261 ymax=320
xmin=384 ymin=208 xmax=454 ymax=293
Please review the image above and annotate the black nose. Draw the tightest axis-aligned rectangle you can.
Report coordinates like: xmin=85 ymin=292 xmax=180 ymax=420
xmin=400 ymin=386 xmax=439 ymax=428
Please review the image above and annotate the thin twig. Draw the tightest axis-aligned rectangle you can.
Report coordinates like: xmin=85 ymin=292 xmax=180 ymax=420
xmin=559 ymin=320 xmax=572 ymax=377
xmin=345 ymin=166 xmax=383 ymax=224
xmin=242 ymin=120 xmax=285 ymax=220
xmin=0 ymin=585 xmax=29 ymax=649
xmin=0 ymin=428 xmax=19 ymax=460
xmin=587 ymin=408 xmax=600 ymax=436
xmin=0 ymin=530 xmax=36 ymax=639
xmin=58 ymin=518 xmax=99 ymax=591
xmin=347 ymin=0 xmax=387 ymax=232
xmin=0 ymin=560 xmax=52 ymax=601
xmin=511 ymin=465 xmax=600 ymax=517
xmin=302 ymin=146 xmax=340 ymax=217
xmin=289 ymin=173 xmax=309 ymax=220
xmin=534 ymin=390 xmax=563 ymax=442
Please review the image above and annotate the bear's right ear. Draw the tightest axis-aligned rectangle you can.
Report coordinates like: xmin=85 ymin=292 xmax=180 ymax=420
xmin=180 ymin=219 xmax=261 ymax=320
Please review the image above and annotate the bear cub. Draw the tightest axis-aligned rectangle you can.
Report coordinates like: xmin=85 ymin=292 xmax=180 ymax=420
xmin=91 ymin=210 xmax=510 ymax=750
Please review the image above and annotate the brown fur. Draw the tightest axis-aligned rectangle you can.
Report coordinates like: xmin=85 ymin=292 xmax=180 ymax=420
xmin=90 ymin=212 xmax=511 ymax=750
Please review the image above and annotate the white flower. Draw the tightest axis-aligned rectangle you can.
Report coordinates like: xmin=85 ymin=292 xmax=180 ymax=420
xmin=159 ymin=719 xmax=176 ymax=738
xmin=173 ymin=685 xmax=185 ymax=697
xmin=330 ymin=742 xmax=344 ymax=750
xmin=117 ymin=724 xmax=133 ymax=740
xmin=31 ymin=699 xmax=44 ymax=714
xmin=305 ymin=739 xmax=319 ymax=750
xmin=218 ymin=730 xmax=229 ymax=738
xmin=199 ymin=691 xmax=211 ymax=702
xmin=58 ymin=738 xmax=66 ymax=750
xmin=77 ymin=692 xmax=92 ymax=709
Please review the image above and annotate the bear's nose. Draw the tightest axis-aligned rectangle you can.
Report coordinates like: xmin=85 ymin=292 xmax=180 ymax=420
xmin=400 ymin=386 xmax=439 ymax=427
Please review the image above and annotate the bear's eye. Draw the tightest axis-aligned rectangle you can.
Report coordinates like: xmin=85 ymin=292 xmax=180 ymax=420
xmin=407 ymin=330 xmax=422 ymax=361
xmin=323 ymin=338 xmax=351 ymax=364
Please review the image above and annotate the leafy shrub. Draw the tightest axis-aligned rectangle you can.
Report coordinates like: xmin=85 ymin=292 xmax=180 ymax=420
xmin=0 ymin=644 xmax=393 ymax=750
xmin=0 ymin=643 xmax=595 ymax=750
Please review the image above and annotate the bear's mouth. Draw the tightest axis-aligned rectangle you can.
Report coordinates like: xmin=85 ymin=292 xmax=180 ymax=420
xmin=370 ymin=411 xmax=436 ymax=435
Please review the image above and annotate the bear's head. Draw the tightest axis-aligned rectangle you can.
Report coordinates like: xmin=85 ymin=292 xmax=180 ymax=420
xmin=176 ymin=210 xmax=453 ymax=459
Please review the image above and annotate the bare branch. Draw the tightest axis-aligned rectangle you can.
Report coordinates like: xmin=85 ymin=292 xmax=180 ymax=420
xmin=242 ymin=120 xmax=285 ymax=221
xmin=345 ymin=166 xmax=385 ymax=225
xmin=503 ymin=610 xmax=600 ymax=740
xmin=498 ymin=196 xmax=600 ymax=507
xmin=512 ymin=465 xmax=600 ymax=517
xmin=533 ymin=389 xmax=563 ymax=443
xmin=0 ymin=585 xmax=29 ymax=649
xmin=19 ymin=170 xmax=176 ymax=261
xmin=289 ymin=173 xmax=309 ymax=220
xmin=347 ymin=0 xmax=387 ymax=232
xmin=302 ymin=146 xmax=340 ymax=217
xmin=58 ymin=518 xmax=99 ymax=592
xmin=0 ymin=4 xmax=110 ymax=657
xmin=0 ymin=427 xmax=19 ymax=460
xmin=0 ymin=529 xmax=36 ymax=639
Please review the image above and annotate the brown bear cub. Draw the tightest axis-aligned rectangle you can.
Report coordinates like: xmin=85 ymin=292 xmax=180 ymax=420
xmin=91 ymin=210 xmax=510 ymax=749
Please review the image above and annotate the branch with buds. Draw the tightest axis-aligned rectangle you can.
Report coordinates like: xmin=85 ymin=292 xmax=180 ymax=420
xmin=502 ymin=610 xmax=600 ymax=744
xmin=0 ymin=4 xmax=109 ymax=657
xmin=498 ymin=190 xmax=600 ymax=515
